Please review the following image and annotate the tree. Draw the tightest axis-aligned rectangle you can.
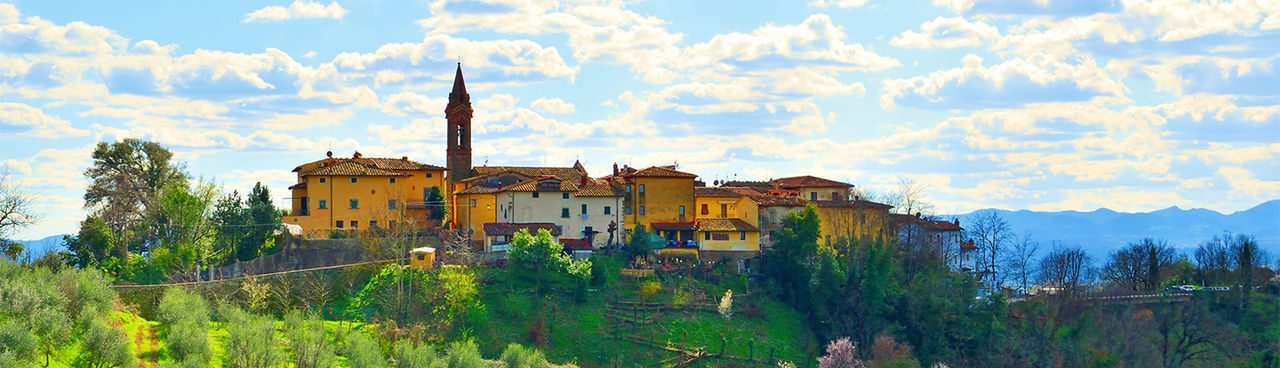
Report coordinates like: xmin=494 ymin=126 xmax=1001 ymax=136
xmin=968 ymin=210 xmax=1012 ymax=292
xmin=625 ymin=227 xmax=657 ymax=262
xmin=212 ymin=190 xmax=250 ymax=263
xmin=507 ymin=228 xmax=591 ymax=297
xmin=1231 ymin=234 xmax=1269 ymax=314
xmin=1004 ymin=236 xmax=1039 ymax=294
xmin=343 ymin=332 xmax=386 ymax=368
xmin=79 ymin=314 xmax=133 ymax=368
xmin=63 ymin=216 xmax=117 ymax=269
xmin=222 ymin=306 xmax=281 ymax=368
xmin=84 ymin=138 xmax=187 ymax=259
xmin=1102 ymin=239 xmax=1175 ymax=292
xmin=0 ymin=172 xmax=36 ymax=248
xmin=819 ymin=337 xmax=867 ymax=368
xmin=762 ymin=205 xmax=821 ymax=308
xmin=1194 ymin=235 xmax=1236 ymax=286
xmin=884 ymin=177 xmax=933 ymax=217
xmin=157 ymin=288 xmax=211 ymax=366
xmin=285 ymin=311 xmax=335 ymax=368
xmin=870 ymin=334 xmax=921 ymax=368
xmin=240 ymin=182 xmax=280 ymax=261
xmin=426 ymin=186 xmax=446 ymax=221
xmin=1038 ymin=244 xmax=1094 ymax=299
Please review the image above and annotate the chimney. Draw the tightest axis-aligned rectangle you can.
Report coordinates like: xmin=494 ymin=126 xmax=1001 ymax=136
xmin=613 ymin=163 xmax=619 ymax=176
xmin=915 ymin=212 xmax=921 ymax=219
xmin=325 ymin=150 xmax=333 ymax=158
xmin=954 ymin=218 xmax=960 ymax=226
xmin=353 ymin=151 xmax=362 ymax=159
xmin=401 ymin=156 xmax=408 ymax=161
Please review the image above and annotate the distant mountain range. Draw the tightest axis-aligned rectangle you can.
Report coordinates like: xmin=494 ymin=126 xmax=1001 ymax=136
xmin=948 ymin=200 xmax=1280 ymax=259
xmin=14 ymin=235 xmax=66 ymax=262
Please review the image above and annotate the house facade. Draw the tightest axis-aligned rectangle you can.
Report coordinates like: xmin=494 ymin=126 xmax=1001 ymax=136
xmin=283 ymin=152 xmax=447 ymax=235
xmin=492 ymin=176 xmax=623 ymax=249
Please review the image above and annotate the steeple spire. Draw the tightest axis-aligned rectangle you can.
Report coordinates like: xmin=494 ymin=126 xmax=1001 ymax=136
xmin=449 ymin=62 xmax=469 ymax=106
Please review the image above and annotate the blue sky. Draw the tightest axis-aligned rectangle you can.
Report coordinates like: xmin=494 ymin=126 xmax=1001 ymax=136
xmin=1 ymin=0 xmax=1278 ymax=239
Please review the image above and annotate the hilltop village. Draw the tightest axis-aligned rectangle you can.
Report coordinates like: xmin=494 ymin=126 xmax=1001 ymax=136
xmin=281 ymin=64 xmax=977 ymax=273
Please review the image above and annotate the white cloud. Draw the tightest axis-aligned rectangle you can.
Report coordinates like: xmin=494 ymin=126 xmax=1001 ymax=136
xmin=244 ymin=1 xmax=346 ymax=23
xmin=880 ymin=53 xmax=1126 ymax=109
xmin=933 ymin=0 xmax=975 ymax=14
xmin=530 ymin=97 xmax=575 ymax=114
xmin=0 ymin=102 xmax=89 ymax=138
xmin=680 ymin=14 xmax=899 ymax=72
xmin=1218 ymin=166 xmax=1280 ymax=197
xmin=807 ymin=0 xmax=869 ymax=9
xmin=332 ymin=34 xmax=576 ymax=83
xmin=0 ymin=3 xmax=19 ymax=24
xmin=890 ymin=16 xmax=1000 ymax=48
xmin=258 ymin=108 xmax=355 ymax=130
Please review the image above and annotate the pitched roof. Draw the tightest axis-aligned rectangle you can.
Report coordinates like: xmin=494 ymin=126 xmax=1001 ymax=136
xmin=575 ymin=182 xmax=621 ymax=197
xmin=293 ymin=156 xmax=444 ymax=173
xmin=696 ymin=218 xmax=759 ymax=232
xmin=482 ymin=222 xmax=560 ymax=237
xmin=288 ymin=182 xmax=307 ymax=190
xmin=301 ymin=161 xmax=410 ymax=177
xmin=469 ymin=165 xmax=588 ymax=183
xmin=622 ymin=165 xmax=698 ymax=178
xmin=930 ymin=220 xmax=963 ymax=231
xmin=650 ymin=222 xmax=697 ymax=231
xmin=502 ymin=177 xmax=580 ymax=192
xmin=752 ymin=195 xmax=808 ymax=206
xmin=695 ymin=187 xmax=744 ymax=197
xmin=813 ymin=199 xmax=892 ymax=209
xmin=457 ymin=185 xmax=502 ymax=195
xmin=774 ymin=175 xmax=852 ymax=188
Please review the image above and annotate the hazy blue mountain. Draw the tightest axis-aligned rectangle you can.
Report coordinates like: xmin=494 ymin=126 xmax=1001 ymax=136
xmin=14 ymin=235 xmax=67 ymax=261
xmin=949 ymin=200 xmax=1280 ymax=259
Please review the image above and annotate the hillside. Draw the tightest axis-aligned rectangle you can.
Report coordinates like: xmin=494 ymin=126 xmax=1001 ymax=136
xmin=950 ymin=199 xmax=1280 ymax=258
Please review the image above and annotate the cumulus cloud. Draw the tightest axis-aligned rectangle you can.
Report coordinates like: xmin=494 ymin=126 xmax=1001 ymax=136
xmin=807 ymin=0 xmax=869 ymax=9
xmin=880 ymin=54 xmax=1125 ymax=109
xmin=680 ymin=14 xmax=899 ymax=72
xmin=332 ymin=34 xmax=576 ymax=84
xmin=244 ymin=1 xmax=346 ymax=23
xmin=891 ymin=16 xmax=1000 ymax=48
xmin=0 ymin=102 xmax=89 ymax=138
xmin=530 ymin=97 xmax=575 ymax=114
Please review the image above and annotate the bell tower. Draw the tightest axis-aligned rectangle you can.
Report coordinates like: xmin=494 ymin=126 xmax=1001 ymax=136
xmin=446 ymin=63 xmax=473 ymax=181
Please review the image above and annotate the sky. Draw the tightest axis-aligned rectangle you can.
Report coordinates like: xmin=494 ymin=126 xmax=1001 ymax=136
xmin=1 ymin=0 xmax=1278 ymax=239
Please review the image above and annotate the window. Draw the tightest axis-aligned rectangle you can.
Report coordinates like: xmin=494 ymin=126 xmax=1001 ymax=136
xmin=318 ymin=199 xmax=327 ymax=209
xmin=370 ymin=220 xmax=378 ymax=228
xmin=639 ymin=206 xmax=646 ymax=215
xmin=562 ymin=192 xmax=570 ymax=199
xmin=389 ymin=221 xmax=397 ymax=228
xmin=626 ymin=185 xmax=632 ymax=193
xmin=417 ymin=254 xmax=425 ymax=261
xmin=389 ymin=177 xmax=397 ymax=184
xmin=604 ymin=206 xmax=612 ymax=215
xmin=810 ymin=192 xmax=817 ymax=201
xmin=351 ymin=177 xmax=358 ymax=183
xmin=860 ymin=213 xmax=866 ymax=224
xmin=349 ymin=199 xmax=359 ymax=209
xmin=388 ymin=200 xmax=398 ymax=209
xmin=581 ymin=204 xmax=587 ymax=214
xmin=704 ymin=232 xmax=710 ymax=241
xmin=532 ymin=191 xmax=540 ymax=198
xmin=638 ymin=184 xmax=646 ymax=194
xmin=625 ymin=207 xmax=632 ymax=215
xmin=831 ymin=192 xmax=840 ymax=200
xmin=720 ymin=204 xmax=728 ymax=217
xmin=740 ymin=231 xmax=746 ymax=240
xmin=351 ymin=221 xmax=358 ymax=228
xmin=426 ymin=173 xmax=433 ymax=178
xmin=335 ymin=221 xmax=344 ymax=228
xmin=701 ymin=204 xmax=708 ymax=215
xmin=678 ymin=205 xmax=685 ymax=215
xmin=561 ymin=208 xmax=570 ymax=218
xmin=319 ymin=177 xmax=327 ymax=183
xmin=470 ymin=199 xmax=477 ymax=207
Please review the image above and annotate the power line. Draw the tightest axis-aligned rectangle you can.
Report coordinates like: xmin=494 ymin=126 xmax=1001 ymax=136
xmin=108 ymin=257 xmax=407 ymax=289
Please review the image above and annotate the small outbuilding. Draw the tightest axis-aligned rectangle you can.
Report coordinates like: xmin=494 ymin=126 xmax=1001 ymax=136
xmin=410 ymin=247 xmax=436 ymax=270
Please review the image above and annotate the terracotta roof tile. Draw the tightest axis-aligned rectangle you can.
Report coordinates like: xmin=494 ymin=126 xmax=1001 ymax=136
xmin=301 ymin=161 xmax=410 ymax=177
xmin=696 ymin=218 xmax=759 ymax=232
xmin=813 ymin=199 xmax=892 ymax=209
xmin=293 ymin=156 xmax=444 ymax=172
xmin=501 ymin=178 xmax=580 ymax=192
xmin=469 ymin=165 xmax=588 ymax=182
xmin=774 ymin=175 xmax=852 ymax=189
xmin=622 ymin=166 xmax=698 ymax=178
xmin=695 ymin=187 xmax=744 ymax=197
xmin=575 ymin=182 xmax=621 ymax=197
xmin=482 ymin=222 xmax=561 ymax=237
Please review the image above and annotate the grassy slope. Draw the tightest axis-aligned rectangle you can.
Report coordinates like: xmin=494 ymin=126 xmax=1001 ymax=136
xmin=466 ymin=255 xmax=817 ymax=367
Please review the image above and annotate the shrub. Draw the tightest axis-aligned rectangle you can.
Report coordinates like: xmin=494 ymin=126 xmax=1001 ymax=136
xmin=80 ymin=315 xmax=133 ymax=368
xmin=157 ymin=288 xmax=211 ymax=366
xmin=392 ymin=339 xmax=442 ymax=368
xmin=818 ymin=337 xmax=866 ymax=368
xmin=527 ymin=318 xmax=547 ymax=347
xmin=157 ymin=288 xmax=211 ymax=325
xmin=342 ymin=331 xmax=385 ymax=368
xmin=639 ymin=280 xmax=662 ymax=301
xmin=499 ymin=343 xmax=549 ymax=368
xmin=222 ymin=306 xmax=280 ymax=368
xmin=445 ymin=339 xmax=486 ymax=368
xmin=0 ymin=320 xmax=36 ymax=363
xmin=284 ymin=311 xmax=335 ymax=368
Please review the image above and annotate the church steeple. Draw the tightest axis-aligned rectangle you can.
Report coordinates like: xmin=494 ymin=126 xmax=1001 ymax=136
xmin=446 ymin=63 xmax=473 ymax=182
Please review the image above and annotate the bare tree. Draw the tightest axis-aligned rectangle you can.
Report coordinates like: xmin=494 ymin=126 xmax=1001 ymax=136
xmin=1103 ymin=238 xmax=1176 ymax=292
xmin=1194 ymin=235 xmax=1236 ymax=286
xmin=1004 ymin=235 xmax=1039 ymax=294
xmin=969 ymin=210 xmax=1013 ymax=291
xmin=1232 ymin=234 xmax=1269 ymax=314
xmin=1038 ymin=244 xmax=1094 ymax=299
xmin=884 ymin=177 xmax=934 ymax=217
xmin=0 ymin=172 xmax=37 ymax=243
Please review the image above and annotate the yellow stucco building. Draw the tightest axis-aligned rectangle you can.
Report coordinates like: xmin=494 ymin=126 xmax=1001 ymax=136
xmin=609 ymin=166 xmax=698 ymax=242
xmin=283 ymin=152 xmax=447 ymax=236
xmin=814 ymin=199 xmax=892 ymax=246
xmin=693 ymin=187 xmax=761 ymax=255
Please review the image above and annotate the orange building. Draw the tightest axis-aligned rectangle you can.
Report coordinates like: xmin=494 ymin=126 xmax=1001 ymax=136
xmin=284 ymin=152 xmax=446 ymax=236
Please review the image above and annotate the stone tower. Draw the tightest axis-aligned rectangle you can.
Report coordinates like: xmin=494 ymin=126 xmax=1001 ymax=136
xmin=446 ymin=63 xmax=473 ymax=182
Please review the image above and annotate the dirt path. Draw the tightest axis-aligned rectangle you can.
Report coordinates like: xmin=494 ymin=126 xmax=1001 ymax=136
xmin=132 ymin=323 xmax=159 ymax=368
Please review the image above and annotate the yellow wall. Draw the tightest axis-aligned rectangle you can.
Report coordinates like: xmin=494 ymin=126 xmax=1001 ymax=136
xmin=625 ymin=177 xmax=695 ymax=231
xmin=814 ymin=204 xmax=890 ymax=246
xmin=283 ymin=173 xmax=428 ymax=235
xmin=286 ymin=164 xmax=446 ymax=235
xmin=697 ymin=230 xmax=760 ymax=252
xmin=695 ymin=196 xmax=759 ymax=225
xmin=455 ymin=192 xmax=497 ymax=240
xmin=795 ymin=187 xmax=847 ymax=201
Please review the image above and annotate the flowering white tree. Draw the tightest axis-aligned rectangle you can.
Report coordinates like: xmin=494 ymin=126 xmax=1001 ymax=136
xmin=818 ymin=337 xmax=867 ymax=368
